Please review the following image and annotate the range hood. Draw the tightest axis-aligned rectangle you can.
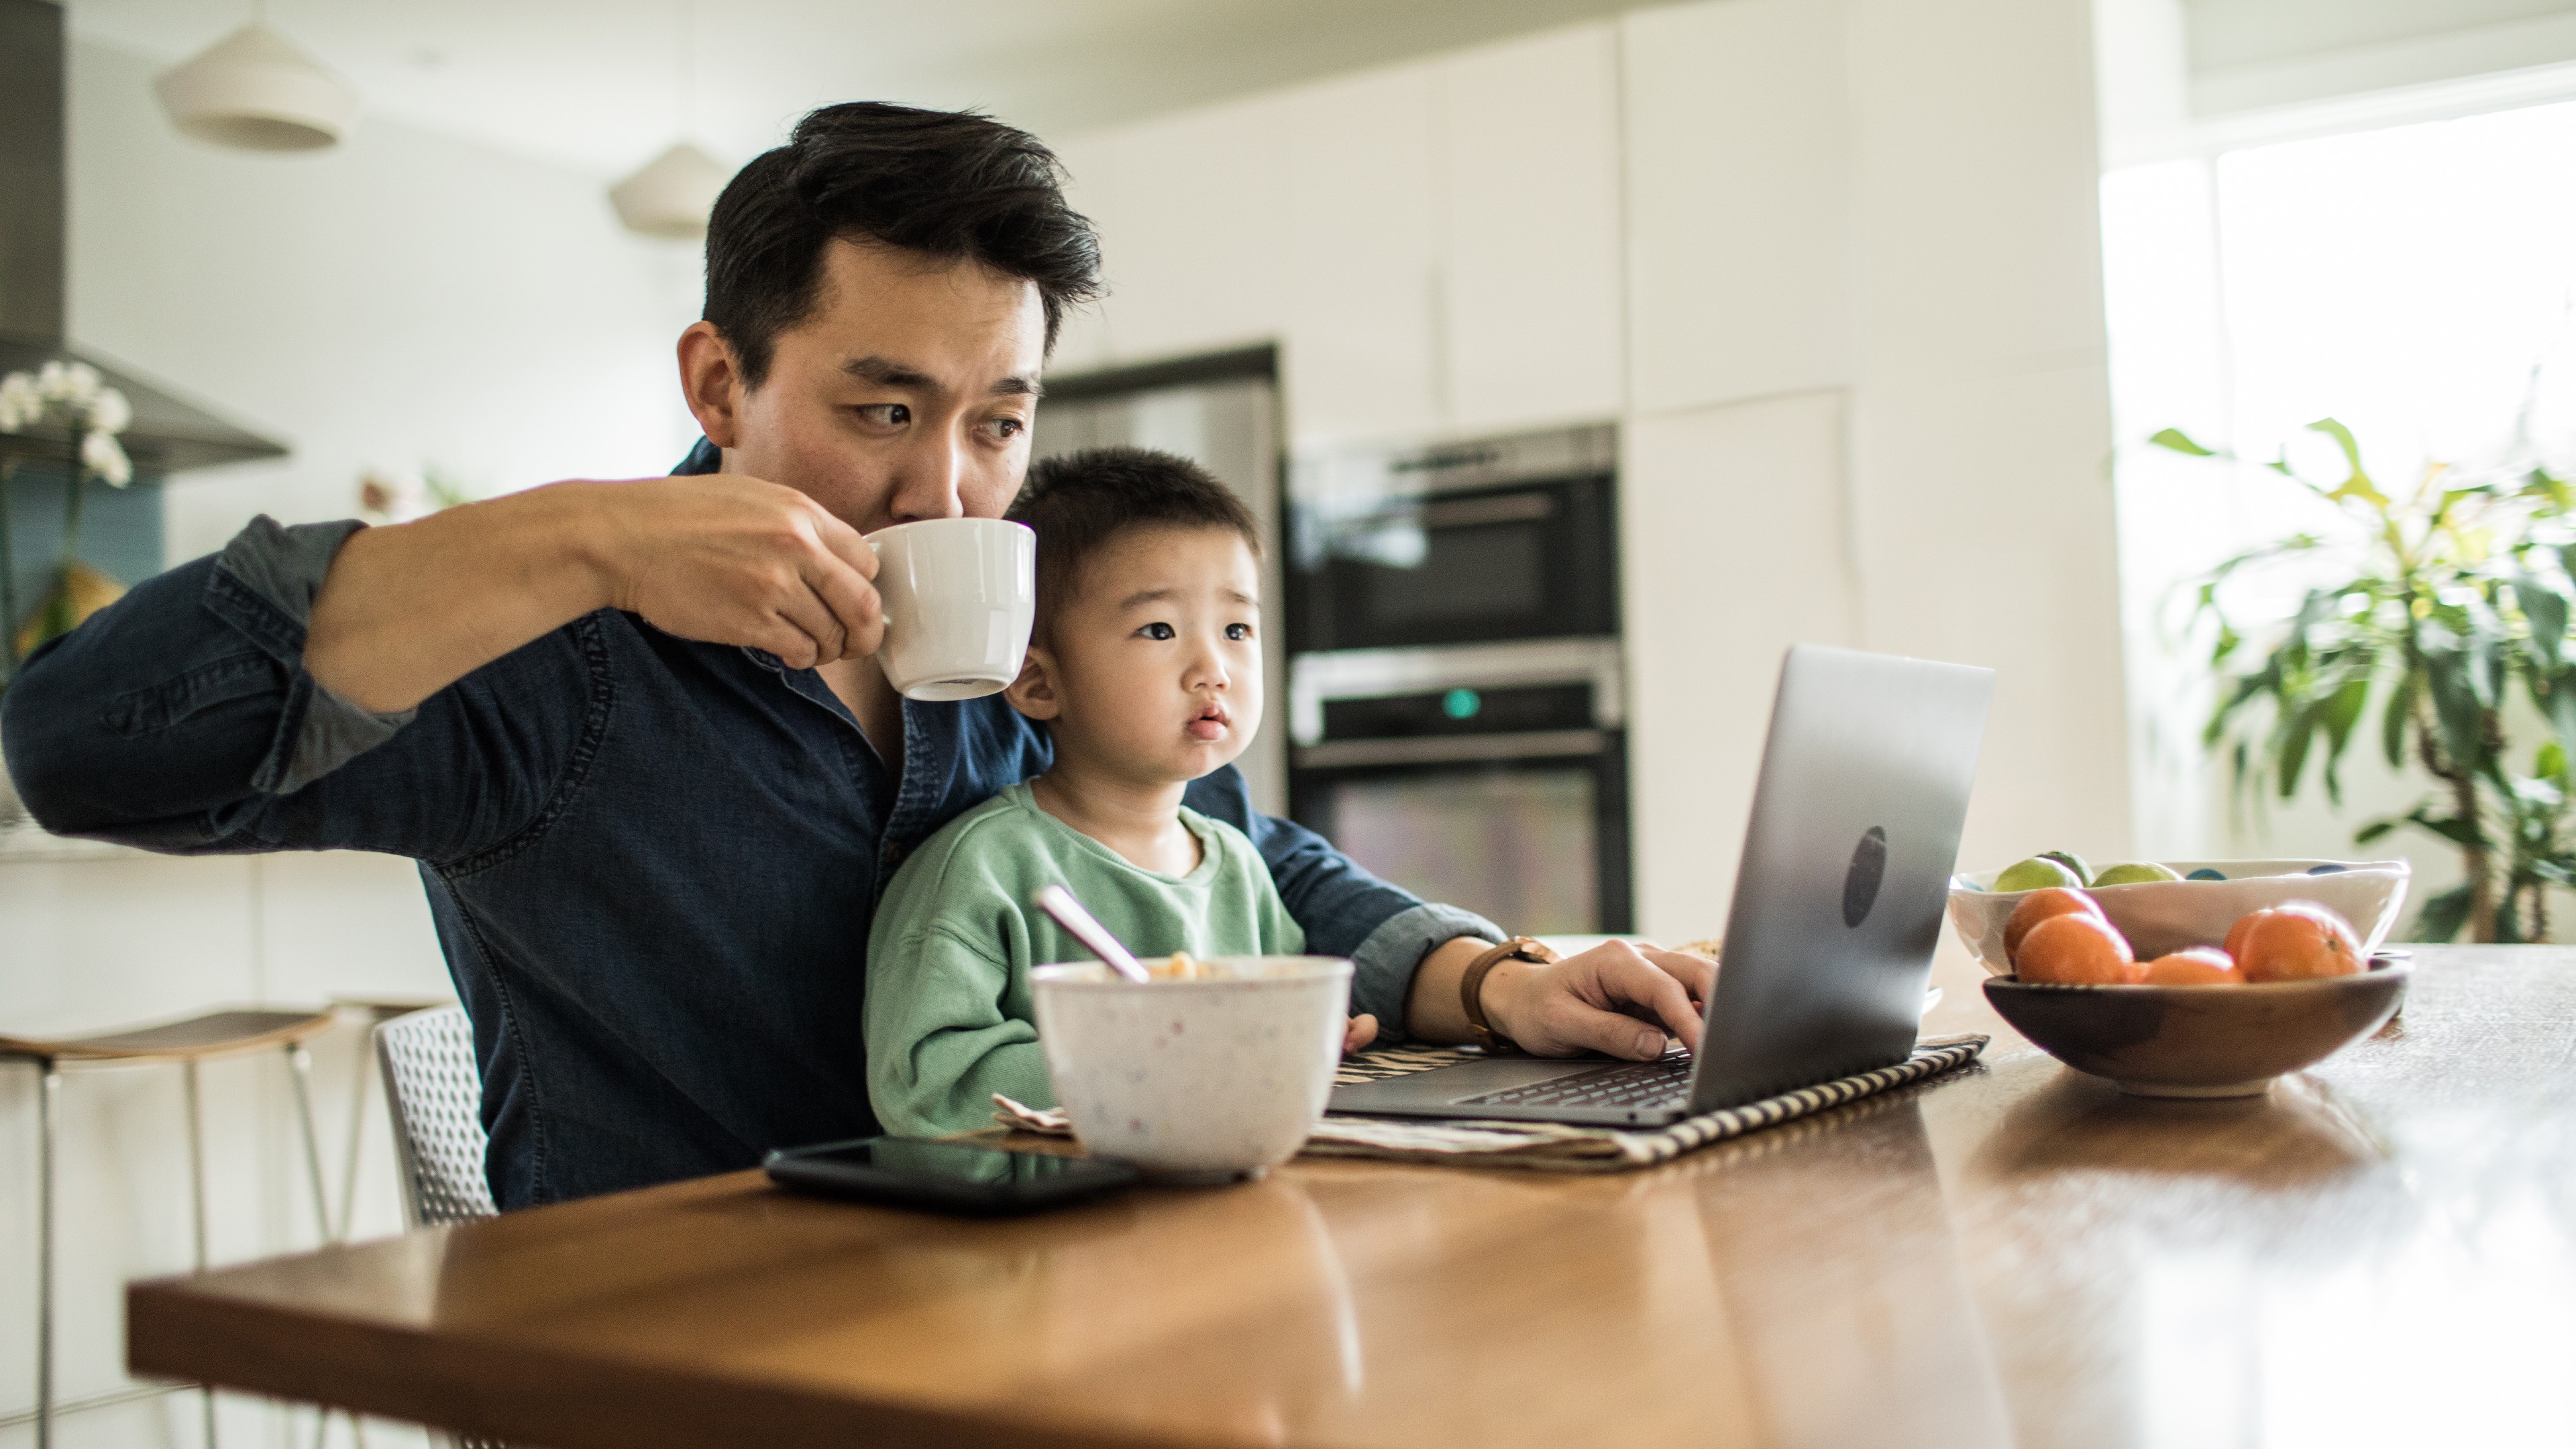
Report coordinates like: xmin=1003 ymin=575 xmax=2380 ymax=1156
xmin=0 ymin=0 xmax=287 ymax=476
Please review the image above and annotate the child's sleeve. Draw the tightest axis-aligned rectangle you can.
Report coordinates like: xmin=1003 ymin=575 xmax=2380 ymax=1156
xmin=865 ymin=918 xmax=1055 ymax=1139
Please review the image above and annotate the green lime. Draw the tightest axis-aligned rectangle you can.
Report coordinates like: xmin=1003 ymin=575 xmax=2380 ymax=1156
xmin=2037 ymin=849 xmax=2093 ymax=885
xmin=2092 ymin=861 xmax=2184 ymax=886
xmin=1993 ymin=857 xmax=2082 ymax=892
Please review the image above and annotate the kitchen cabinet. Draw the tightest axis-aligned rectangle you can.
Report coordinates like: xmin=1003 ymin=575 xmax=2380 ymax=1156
xmin=1621 ymin=390 xmax=1857 ymax=939
xmin=1278 ymin=65 xmax=1442 ymax=445
xmin=1621 ymin=0 xmax=1854 ymax=415
xmin=1438 ymin=23 xmax=1626 ymax=434
xmin=1058 ymin=95 xmax=1295 ymax=368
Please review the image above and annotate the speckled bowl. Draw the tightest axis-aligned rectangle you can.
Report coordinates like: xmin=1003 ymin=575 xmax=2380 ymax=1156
xmin=1982 ymin=957 xmax=2410 ymax=1097
xmin=1948 ymin=859 xmax=2410 ymax=975
xmin=1031 ymin=956 xmax=1351 ymax=1180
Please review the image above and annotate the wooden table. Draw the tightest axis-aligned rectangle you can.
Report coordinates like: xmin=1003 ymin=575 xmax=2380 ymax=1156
xmin=127 ymin=947 xmax=2576 ymax=1448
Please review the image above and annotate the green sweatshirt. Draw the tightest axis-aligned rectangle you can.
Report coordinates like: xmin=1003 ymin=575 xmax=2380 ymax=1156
xmin=864 ymin=783 xmax=1305 ymax=1138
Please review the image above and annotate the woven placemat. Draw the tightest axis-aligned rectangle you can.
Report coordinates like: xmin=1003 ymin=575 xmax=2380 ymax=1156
xmin=991 ymin=1032 xmax=1988 ymax=1174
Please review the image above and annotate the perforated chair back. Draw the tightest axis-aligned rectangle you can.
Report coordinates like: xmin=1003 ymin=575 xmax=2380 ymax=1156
xmin=375 ymin=1006 xmax=496 ymax=1227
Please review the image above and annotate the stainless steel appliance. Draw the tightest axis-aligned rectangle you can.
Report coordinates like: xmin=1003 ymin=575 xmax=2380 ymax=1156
xmin=1034 ymin=347 xmax=1286 ymax=814
xmin=1287 ymin=425 xmax=1629 ymax=934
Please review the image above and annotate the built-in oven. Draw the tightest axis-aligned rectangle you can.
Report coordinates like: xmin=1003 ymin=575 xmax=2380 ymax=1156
xmin=1287 ymin=425 xmax=1617 ymax=655
xmin=1288 ymin=639 xmax=1630 ymax=935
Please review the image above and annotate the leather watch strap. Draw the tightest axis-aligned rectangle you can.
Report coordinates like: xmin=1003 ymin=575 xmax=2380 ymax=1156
xmin=1460 ymin=936 xmax=1558 ymax=1054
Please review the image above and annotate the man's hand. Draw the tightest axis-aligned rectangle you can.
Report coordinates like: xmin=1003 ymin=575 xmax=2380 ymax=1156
xmin=307 ymin=474 xmax=884 ymax=714
xmin=1484 ymin=941 xmax=1713 ymax=1059
xmin=1404 ymin=936 xmax=1714 ymax=1061
xmin=594 ymin=474 xmax=883 ymax=669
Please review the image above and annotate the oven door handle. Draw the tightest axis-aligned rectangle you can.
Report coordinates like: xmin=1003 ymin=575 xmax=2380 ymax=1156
xmin=1293 ymin=729 xmax=1612 ymax=769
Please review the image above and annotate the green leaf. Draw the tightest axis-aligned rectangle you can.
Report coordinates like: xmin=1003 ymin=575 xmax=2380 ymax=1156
xmin=2307 ymin=418 xmax=2390 ymax=507
xmin=2414 ymin=885 xmax=2476 ymax=943
xmin=2277 ymin=700 xmax=2317 ymax=800
xmin=2540 ymin=739 xmax=2570 ymax=785
xmin=2381 ymin=669 xmax=2418 ymax=768
xmin=2353 ymin=817 xmax=2398 ymax=845
xmin=2422 ymin=648 xmax=2488 ymax=770
xmin=2404 ymin=804 xmax=2487 ymax=850
xmin=2316 ymin=675 xmax=2371 ymax=805
xmin=2519 ymin=577 xmax=2573 ymax=666
xmin=2149 ymin=428 xmax=2218 ymax=457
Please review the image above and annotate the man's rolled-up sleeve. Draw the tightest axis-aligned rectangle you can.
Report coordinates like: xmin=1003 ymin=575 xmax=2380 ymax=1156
xmin=1 ymin=515 xmax=576 ymax=862
xmin=1182 ymin=767 xmax=1502 ymax=1040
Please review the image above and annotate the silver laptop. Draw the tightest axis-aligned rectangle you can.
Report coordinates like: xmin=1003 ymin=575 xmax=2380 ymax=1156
xmin=1328 ymin=644 xmax=1993 ymax=1127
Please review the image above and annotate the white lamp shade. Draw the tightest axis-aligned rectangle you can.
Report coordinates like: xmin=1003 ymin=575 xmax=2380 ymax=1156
xmin=609 ymin=143 xmax=732 ymax=240
xmin=154 ymin=23 xmax=359 ymax=152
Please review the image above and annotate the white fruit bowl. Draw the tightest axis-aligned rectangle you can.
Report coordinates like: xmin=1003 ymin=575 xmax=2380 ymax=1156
xmin=1947 ymin=859 xmax=2411 ymax=975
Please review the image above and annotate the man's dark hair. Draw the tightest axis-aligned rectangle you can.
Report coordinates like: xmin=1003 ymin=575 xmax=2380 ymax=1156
xmin=704 ymin=103 xmax=1101 ymax=388
xmin=1008 ymin=447 xmax=1260 ymax=635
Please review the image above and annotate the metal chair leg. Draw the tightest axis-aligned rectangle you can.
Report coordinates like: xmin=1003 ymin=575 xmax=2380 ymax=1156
xmin=284 ymin=1044 xmax=333 ymax=1243
xmin=183 ymin=1058 xmax=215 ymax=1449
xmin=338 ymin=1023 xmax=374 ymax=1243
xmin=36 ymin=1059 xmax=58 ymax=1449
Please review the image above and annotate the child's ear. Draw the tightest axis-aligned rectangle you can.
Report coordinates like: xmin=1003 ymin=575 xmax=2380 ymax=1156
xmin=1005 ymin=645 xmax=1061 ymax=721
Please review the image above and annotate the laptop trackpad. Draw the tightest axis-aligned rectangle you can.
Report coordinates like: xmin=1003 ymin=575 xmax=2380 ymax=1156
xmin=1329 ymin=1057 xmax=1608 ymax=1114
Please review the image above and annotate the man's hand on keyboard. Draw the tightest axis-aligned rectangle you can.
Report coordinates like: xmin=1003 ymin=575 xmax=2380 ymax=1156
xmin=1485 ymin=940 xmax=1715 ymax=1061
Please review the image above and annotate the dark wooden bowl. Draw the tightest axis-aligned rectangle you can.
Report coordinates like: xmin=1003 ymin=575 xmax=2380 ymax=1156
xmin=1981 ymin=957 xmax=2409 ymax=1097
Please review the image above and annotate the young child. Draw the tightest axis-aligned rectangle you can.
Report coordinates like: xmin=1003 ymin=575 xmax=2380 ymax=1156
xmin=865 ymin=447 xmax=1375 ymax=1138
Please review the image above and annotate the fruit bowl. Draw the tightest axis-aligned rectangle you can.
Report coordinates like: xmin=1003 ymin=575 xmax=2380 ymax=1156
xmin=1948 ymin=859 xmax=2409 ymax=976
xmin=1982 ymin=956 xmax=2409 ymax=1097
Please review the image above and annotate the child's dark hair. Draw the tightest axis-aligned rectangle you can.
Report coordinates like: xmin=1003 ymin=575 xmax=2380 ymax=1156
xmin=1007 ymin=447 xmax=1260 ymax=633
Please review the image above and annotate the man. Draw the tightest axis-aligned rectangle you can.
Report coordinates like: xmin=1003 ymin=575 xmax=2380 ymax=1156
xmin=3 ymin=103 xmax=1711 ymax=1209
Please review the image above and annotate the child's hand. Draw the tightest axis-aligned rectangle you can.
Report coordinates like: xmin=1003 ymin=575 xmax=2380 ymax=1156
xmin=1342 ymin=1012 xmax=1379 ymax=1056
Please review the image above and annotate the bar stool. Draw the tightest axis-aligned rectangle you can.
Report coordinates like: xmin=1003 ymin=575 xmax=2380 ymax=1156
xmin=1 ymin=1006 xmax=339 ymax=1449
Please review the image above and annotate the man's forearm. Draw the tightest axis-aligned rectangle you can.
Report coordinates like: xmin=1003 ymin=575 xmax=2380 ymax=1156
xmin=305 ymin=484 xmax=616 ymax=713
xmin=1404 ymin=935 xmax=1499 ymax=1044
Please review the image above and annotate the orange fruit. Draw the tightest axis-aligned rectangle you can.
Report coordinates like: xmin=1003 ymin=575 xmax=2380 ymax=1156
xmin=2223 ymin=908 xmax=2266 ymax=961
xmin=2139 ymin=947 xmax=2242 ymax=985
xmin=2017 ymin=912 xmax=2138 ymax=985
xmin=2237 ymin=902 xmax=2362 ymax=982
xmin=2004 ymin=887 xmax=2106 ymax=964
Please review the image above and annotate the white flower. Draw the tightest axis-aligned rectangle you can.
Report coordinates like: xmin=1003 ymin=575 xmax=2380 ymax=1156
xmin=88 ymin=386 xmax=131 ymax=435
xmin=0 ymin=370 xmax=37 ymax=432
xmin=81 ymin=429 xmax=132 ymax=486
xmin=60 ymin=361 xmax=101 ymax=406
xmin=34 ymin=360 xmax=67 ymax=400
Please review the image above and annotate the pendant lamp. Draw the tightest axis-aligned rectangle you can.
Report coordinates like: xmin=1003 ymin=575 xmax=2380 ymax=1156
xmin=155 ymin=15 xmax=358 ymax=152
xmin=610 ymin=144 xmax=731 ymax=238
xmin=610 ymin=0 xmax=728 ymax=239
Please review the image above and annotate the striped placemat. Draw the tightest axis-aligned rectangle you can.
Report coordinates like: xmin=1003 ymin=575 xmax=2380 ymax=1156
xmin=990 ymin=1032 xmax=1988 ymax=1174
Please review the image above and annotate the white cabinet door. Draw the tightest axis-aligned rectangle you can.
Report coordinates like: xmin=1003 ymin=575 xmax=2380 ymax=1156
xmin=1279 ymin=64 xmax=1443 ymax=447
xmin=1069 ymin=94 xmax=1295 ymax=366
xmin=1621 ymin=390 xmax=1858 ymax=940
xmin=1621 ymin=0 xmax=1854 ymax=415
xmin=1439 ymin=23 xmax=1626 ymax=434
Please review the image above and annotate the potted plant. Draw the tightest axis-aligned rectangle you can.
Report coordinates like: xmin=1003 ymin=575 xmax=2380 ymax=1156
xmin=2157 ymin=419 xmax=2576 ymax=942
xmin=0 ymin=360 xmax=133 ymax=830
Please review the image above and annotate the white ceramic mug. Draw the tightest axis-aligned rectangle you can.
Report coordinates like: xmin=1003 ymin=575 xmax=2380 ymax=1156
xmin=865 ymin=518 xmax=1037 ymax=701
xmin=1030 ymin=956 xmax=1353 ymax=1179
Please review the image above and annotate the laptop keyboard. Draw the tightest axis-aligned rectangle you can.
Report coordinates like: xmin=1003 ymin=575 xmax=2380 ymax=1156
xmin=1461 ymin=1055 xmax=1694 ymax=1110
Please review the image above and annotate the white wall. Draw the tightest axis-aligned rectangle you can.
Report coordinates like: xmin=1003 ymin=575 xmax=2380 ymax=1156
xmin=1049 ymin=0 xmax=2131 ymax=945
xmin=1 ymin=38 xmax=704 ymax=1448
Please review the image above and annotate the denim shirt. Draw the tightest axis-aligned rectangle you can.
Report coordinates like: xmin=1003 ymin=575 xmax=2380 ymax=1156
xmin=1 ymin=443 xmax=1495 ymax=1208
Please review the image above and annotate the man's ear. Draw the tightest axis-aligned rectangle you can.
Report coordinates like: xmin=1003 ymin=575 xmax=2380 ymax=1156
xmin=678 ymin=321 xmax=745 ymax=449
xmin=1004 ymin=643 xmax=1061 ymax=722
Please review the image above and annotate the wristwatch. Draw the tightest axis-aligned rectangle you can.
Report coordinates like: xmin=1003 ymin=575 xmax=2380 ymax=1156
xmin=1459 ymin=936 xmax=1558 ymax=1054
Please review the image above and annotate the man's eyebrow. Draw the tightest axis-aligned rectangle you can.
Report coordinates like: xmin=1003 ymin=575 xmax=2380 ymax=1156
xmin=992 ymin=374 xmax=1043 ymax=399
xmin=841 ymin=356 xmax=936 ymax=388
